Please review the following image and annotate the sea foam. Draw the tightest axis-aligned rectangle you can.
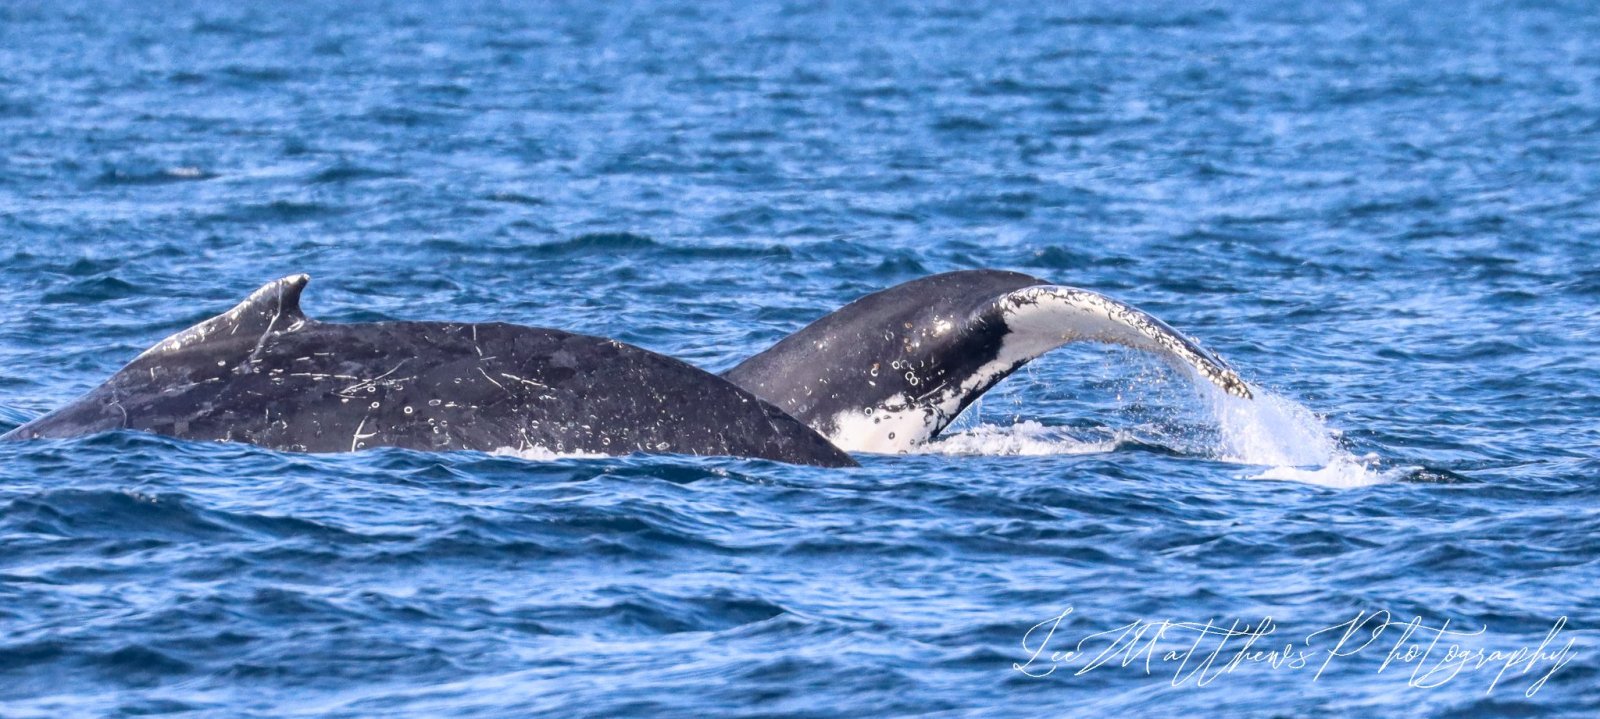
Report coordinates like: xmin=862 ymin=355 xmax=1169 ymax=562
xmin=922 ymin=369 xmax=1405 ymax=488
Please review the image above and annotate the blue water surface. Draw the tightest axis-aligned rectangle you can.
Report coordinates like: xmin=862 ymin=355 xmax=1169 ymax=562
xmin=1 ymin=0 xmax=1598 ymax=716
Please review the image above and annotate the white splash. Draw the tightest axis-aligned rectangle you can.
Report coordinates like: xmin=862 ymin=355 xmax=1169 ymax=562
xmin=1208 ymin=388 xmax=1338 ymax=467
xmin=1200 ymin=384 xmax=1406 ymax=488
xmin=913 ymin=358 xmax=1408 ymax=488
xmin=917 ymin=420 xmax=1118 ymax=456
xmin=490 ymin=446 xmax=607 ymax=461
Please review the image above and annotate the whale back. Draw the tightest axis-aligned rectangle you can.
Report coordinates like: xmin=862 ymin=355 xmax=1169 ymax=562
xmin=5 ymin=276 xmax=857 ymax=467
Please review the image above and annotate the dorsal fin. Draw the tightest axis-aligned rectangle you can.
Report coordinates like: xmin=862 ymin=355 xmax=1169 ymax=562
xmin=136 ymin=274 xmax=312 ymax=360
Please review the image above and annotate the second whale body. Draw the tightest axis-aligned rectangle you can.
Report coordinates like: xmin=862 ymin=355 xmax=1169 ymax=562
xmin=3 ymin=275 xmax=855 ymax=467
xmin=2 ymin=270 xmax=1252 ymax=465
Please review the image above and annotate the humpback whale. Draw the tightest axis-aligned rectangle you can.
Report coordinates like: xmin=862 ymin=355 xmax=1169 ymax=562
xmin=2 ymin=270 xmax=1250 ymax=465
xmin=1 ymin=275 xmax=856 ymax=467
xmin=725 ymin=270 xmax=1251 ymax=453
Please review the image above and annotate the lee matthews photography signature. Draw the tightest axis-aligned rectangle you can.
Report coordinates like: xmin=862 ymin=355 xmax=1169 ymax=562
xmin=1014 ymin=607 xmax=1577 ymax=697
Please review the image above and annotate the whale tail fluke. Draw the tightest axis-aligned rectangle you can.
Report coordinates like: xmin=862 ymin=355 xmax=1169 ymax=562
xmin=996 ymin=284 xmax=1251 ymax=400
xmin=723 ymin=270 xmax=1251 ymax=454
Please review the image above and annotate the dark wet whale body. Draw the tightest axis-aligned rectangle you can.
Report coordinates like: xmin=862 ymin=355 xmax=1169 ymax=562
xmin=3 ymin=275 xmax=856 ymax=467
xmin=3 ymin=270 xmax=1250 ymax=465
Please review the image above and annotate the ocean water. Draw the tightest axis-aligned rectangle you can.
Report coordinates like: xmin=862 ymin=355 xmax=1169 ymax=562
xmin=2 ymin=0 xmax=1598 ymax=716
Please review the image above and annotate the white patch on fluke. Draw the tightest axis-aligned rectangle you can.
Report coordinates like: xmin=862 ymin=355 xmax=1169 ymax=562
xmin=828 ymin=403 xmax=947 ymax=454
xmin=1000 ymin=286 xmax=1251 ymax=399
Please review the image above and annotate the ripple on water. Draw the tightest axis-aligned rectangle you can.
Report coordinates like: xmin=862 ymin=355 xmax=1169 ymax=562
xmin=0 ymin=0 xmax=1597 ymax=715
